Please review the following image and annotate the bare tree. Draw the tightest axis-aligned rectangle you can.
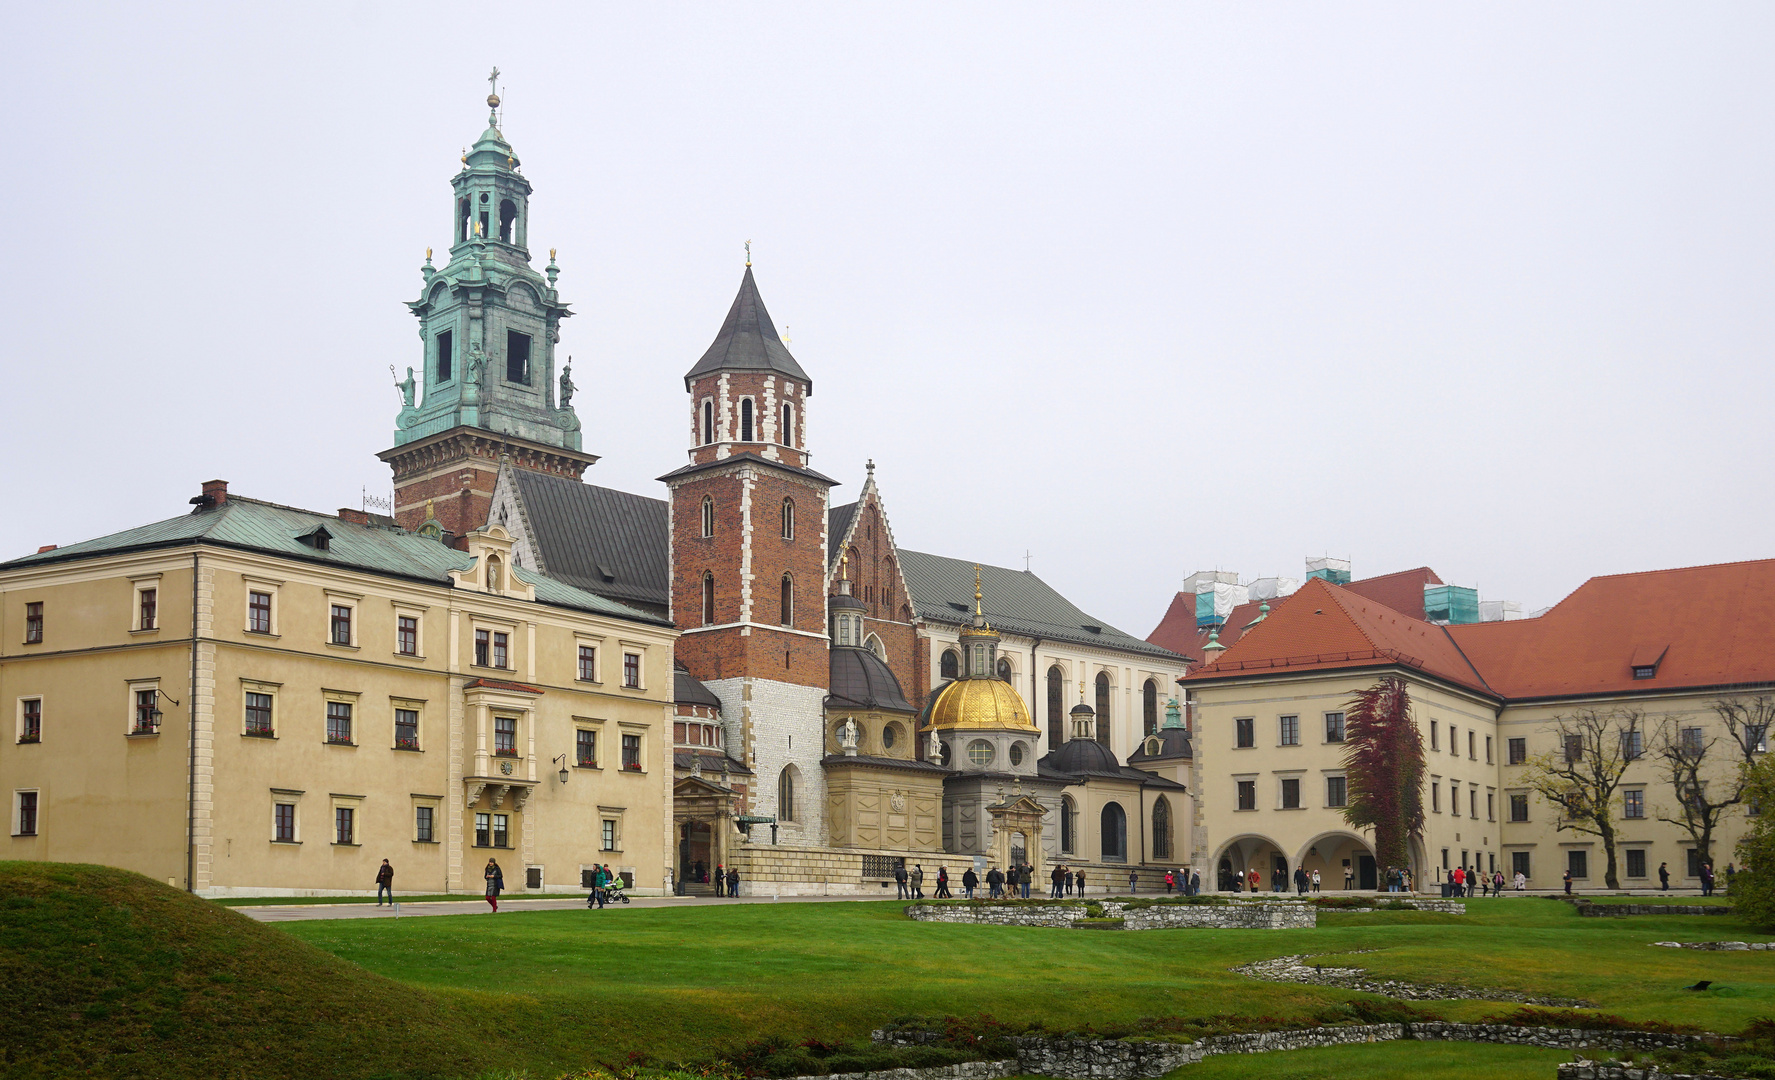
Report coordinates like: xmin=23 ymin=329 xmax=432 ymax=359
xmin=1520 ymin=708 xmax=1643 ymax=888
xmin=1650 ymin=695 xmax=1773 ymax=870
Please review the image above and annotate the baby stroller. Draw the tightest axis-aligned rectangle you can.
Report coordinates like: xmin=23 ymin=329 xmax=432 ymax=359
xmin=586 ymin=879 xmax=632 ymax=907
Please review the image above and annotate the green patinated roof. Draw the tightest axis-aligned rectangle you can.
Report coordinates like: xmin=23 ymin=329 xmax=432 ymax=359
xmin=0 ymin=497 xmax=667 ymax=627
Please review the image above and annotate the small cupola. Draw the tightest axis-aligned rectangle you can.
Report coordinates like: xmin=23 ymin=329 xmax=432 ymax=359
xmin=829 ymin=555 xmax=868 ymax=647
xmin=956 ymin=566 xmax=1001 ymax=679
xmin=1068 ymin=683 xmax=1095 ymax=742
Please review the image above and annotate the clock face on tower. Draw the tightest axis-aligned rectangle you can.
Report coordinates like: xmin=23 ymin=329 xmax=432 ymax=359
xmin=500 ymin=760 xmax=513 ymax=775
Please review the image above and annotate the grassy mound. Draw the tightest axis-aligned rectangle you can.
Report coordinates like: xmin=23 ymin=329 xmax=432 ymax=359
xmin=0 ymin=862 xmax=496 ymax=1080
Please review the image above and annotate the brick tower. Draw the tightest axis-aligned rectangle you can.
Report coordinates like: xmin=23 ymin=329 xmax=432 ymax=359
xmin=662 ymin=261 xmax=836 ymax=843
xmin=379 ymin=74 xmax=596 ymax=540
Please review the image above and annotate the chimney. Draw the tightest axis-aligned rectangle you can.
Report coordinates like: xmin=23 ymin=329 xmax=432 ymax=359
xmin=192 ymin=479 xmax=229 ymax=509
xmin=336 ymin=508 xmax=370 ymax=525
xmin=36 ymin=544 xmax=56 ymax=554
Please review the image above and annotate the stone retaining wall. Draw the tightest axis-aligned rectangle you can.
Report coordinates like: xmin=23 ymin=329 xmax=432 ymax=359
xmin=1557 ymin=1064 xmax=1749 ymax=1080
xmin=1651 ymin=940 xmax=1774 ymax=950
xmin=1576 ymin=904 xmax=1733 ymax=917
xmin=792 ymin=1062 xmax=1020 ymax=1080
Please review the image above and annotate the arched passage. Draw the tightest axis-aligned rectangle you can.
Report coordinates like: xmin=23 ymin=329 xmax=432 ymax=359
xmin=1292 ymin=831 xmax=1377 ymax=891
xmin=1100 ymin=802 xmax=1127 ymax=862
xmin=1211 ymin=833 xmax=1291 ymax=893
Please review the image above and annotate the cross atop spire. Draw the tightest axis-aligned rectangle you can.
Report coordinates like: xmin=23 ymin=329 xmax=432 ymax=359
xmin=487 ymin=67 xmax=501 ymax=106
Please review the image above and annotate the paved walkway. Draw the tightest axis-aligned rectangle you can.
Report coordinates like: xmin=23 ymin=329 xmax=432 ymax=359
xmin=239 ymin=893 xmax=886 ymax=922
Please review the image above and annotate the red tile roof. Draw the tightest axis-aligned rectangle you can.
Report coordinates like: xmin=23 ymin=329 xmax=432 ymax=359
xmin=1147 ymin=567 xmax=1444 ymax=660
xmin=463 ymin=678 xmax=545 ymax=694
xmin=1343 ymin=566 xmax=1442 ymax=621
xmin=1448 ymin=560 xmax=1775 ymax=700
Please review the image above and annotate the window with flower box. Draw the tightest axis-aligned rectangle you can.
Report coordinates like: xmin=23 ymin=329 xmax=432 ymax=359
xmin=19 ymin=699 xmax=41 ymax=744
xmin=326 ymin=702 xmax=354 ymax=745
xmin=395 ymin=708 xmax=420 ymax=750
xmin=494 ymin=716 xmax=518 ymax=757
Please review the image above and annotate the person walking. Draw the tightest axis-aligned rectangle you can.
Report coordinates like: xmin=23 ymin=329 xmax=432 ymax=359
xmin=1052 ymin=864 xmax=1068 ymax=899
xmin=961 ymin=866 xmax=978 ymax=899
xmin=375 ymin=859 xmax=394 ymax=906
xmin=1190 ymin=869 xmax=1201 ymax=896
xmin=1563 ymin=868 xmax=1573 ymax=895
xmin=726 ymin=866 xmax=740 ymax=897
xmin=1701 ymin=863 xmax=1715 ymax=897
xmin=1659 ymin=861 xmax=1670 ymax=890
xmin=1343 ymin=864 xmax=1354 ymax=891
xmin=1311 ymin=868 xmax=1321 ymax=894
xmin=911 ymin=864 xmax=925 ymax=899
xmin=713 ymin=863 xmax=726 ymax=897
xmin=484 ymin=858 xmax=504 ymax=913
xmin=1128 ymin=869 xmax=1139 ymax=895
xmin=1075 ymin=868 xmax=1087 ymax=896
xmin=1164 ymin=870 xmax=1175 ymax=893
xmin=1451 ymin=866 xmax=1464 ymax=897
xmin=1494 ymin=869 xmax=1505 ymax=895
xmin=894 ymin=863 xmax=910 ymax=900
xmin=1021 ymin=864 xmax=1034 ymax=899
xmin=935 ymin=866 xmax=951 ymax=898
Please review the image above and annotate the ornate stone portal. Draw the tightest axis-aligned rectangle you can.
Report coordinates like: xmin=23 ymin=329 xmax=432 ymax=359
xmin=986 ymin=791 xmax=1049 ymax=870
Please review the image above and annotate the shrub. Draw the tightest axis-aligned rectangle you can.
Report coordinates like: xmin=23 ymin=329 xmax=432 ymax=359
xmin=1482 ymin=1007 xmax=1702 ymax=1035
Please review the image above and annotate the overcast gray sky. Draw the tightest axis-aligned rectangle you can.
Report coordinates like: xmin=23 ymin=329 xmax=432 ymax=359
xmin=9 ymin=4 xmax=1774 ymax=639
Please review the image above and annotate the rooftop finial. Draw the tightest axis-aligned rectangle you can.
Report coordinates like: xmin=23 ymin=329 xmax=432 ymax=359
xmin=866 ymin=458 xmax=875 ymax=476
xmin=487 ymin=66 xmax=501 ymax=116
xmin=745 ymin=239 xmax=752 ymax=267
xmin=974 ymin=565 xmax=983 ymax=616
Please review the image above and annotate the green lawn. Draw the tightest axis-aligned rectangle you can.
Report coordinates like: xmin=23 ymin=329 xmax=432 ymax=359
xmin=276 ymin=895 xmax=1775 ymax=1075
xmin=1182 ymin=1041 xmax=1570 ymax=1079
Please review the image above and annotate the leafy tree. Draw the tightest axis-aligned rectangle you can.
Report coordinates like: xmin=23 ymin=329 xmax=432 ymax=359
xmin=1520 ymin=708 xmax=1642 ymax=888
xmin=1651 ymin=695 xmax=1772 ymax=869
xmin=1732 ymin=750 xmax=1775 ymax=929
xmin=1340 ymin=676 xmax=1425 ymax=879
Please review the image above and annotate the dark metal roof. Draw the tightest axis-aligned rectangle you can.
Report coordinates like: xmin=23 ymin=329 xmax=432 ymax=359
xmin=0 ymin=495 xmax=665 ymax=625
xmin=657 ymin=451 xmax=838 ymax=488
xmin=827 ymin=647 xmax=914 ymax=712
xmin=1127 ymin=728 xmax=1194 ymax=763
xmin=682 ymin=267 xmax=812 ymax=391
xmin=820 ymin=753 xmax=950 ymax=774
xmin=674 ymin=662 xmax=723 ymax=709
xmin=828 ymin=501 xmax=858 ymax=563
xmin=673 ymin=750 xmax=753 ymax=776
xmin=1038 ymin=738 xmax=1186 ymax=789
xmin=509 ymin=470 xmax=670 ymax=614
xmin=897 ymin=549 xmax=1183 ymax=660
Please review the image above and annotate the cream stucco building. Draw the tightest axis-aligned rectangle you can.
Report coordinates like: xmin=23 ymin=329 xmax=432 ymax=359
xmin=1 ymin=481 xmax=677 ymax=897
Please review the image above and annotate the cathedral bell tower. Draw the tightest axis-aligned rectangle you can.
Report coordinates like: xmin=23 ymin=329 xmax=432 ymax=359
xmin=379 ymin=71 xmax=596 ymax=538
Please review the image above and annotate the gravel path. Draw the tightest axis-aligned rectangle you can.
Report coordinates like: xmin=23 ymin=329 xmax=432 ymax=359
xmin=1235 ymin=952 xmax=1594 ymax=1007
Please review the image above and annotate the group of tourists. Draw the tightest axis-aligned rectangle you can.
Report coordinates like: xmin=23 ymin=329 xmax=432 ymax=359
xmin=1162 ymin=868 xmax=1204 ymax=894
xmin=1445 ymin=865 xmax=1505 ymax=896
xmin=704 ymin=862 xmax=741 ymax=897
xmin=893 ymin=863 xmax=959 ymax=899
xmin=585 ymin=863 xmax=627 ymax=907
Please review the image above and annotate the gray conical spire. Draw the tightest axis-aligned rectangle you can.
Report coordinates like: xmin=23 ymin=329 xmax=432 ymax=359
xmin=683 ymin=266 xmax=812 ymax=391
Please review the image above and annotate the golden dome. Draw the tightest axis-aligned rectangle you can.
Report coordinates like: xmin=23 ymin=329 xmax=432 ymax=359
xmin=922 ymin=677 xmax=1036 ymax=732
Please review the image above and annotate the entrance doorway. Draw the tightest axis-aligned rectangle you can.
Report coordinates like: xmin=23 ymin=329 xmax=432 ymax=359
xmin=1358 ymin=854 xmax=1377 ymax=890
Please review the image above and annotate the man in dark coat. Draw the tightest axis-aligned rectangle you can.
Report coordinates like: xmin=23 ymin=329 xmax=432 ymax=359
xmin=894 ymin=864 xmax=910 ymax=900
xmin=1659 ymin=861 xmax=1670 ymax=890
xmin=986 ymin=866 xmax=1004 ymax=898
xmin=961 ymin=867 xmax=979 ymax=898
xmin=1051 ymin=864 xmax=1068 ymax=899
xmin=483 ymin=858 xmax=504 ymax=913
xmin=376 ymin=859 xmax=394 ymax=905
xmin=726 ymin=866 xmax=740 ymax=897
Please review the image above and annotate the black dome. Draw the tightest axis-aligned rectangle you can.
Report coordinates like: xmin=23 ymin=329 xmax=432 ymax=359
xmin=828 ymin=647 xmax=913 ymax=712
xmin=1050 ymin=736 xmax=1122 ymax=777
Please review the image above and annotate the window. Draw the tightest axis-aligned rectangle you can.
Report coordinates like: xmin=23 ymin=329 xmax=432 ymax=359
xmin=1143 ymin=680 xmax=1159 ymax=737
xmin=1682 ymin=726 xmax=1705 ymax=754
xmin=780 ymin=402 xmax=794 ymax=446
xmin=1510 ymin=792 xmax=1529 ymax=821
xmin=1632 ymin=665 xmax=1657 ymax=680
xmin=1487 ymin=791 xmax=1495 ymax=820
xmin=1508 ymin=737 xmax=1526 ymax=765
xmin=1095 ymin=673 xmax=1112 ymax=747
xmin=623 ymin=652 xmax=640 ymax=689
xmin=475 ymin=629 xmax=490 ymax=666
xmin=997 ymin=657 xmax=1014 ymax=684
xmin=1279 ymin=715 xmax=1300 ymax=746
xmin=1626 ymin=849 xmax=1646 ymax=878
xmin=1687 ymin=848 xmax=1703 ymax=878
xmin=19 ymin=699 xmax=41 ymax=744
xmin=967 ymin=739 xmax=995 ymax=766
xmin=1468 ymin=730 xmax=1476 ymax=759
xmin=1236 ymin=780 xmax=1257 ymax=811
xmin=506 ymin=329 xmax=531 ymax=384
xmin=1746 ymin=724 xmax=1769 ymax=754
xmin=245 ymin=693 xmax=273 ymax=737
xmin=1564 ymin=734 xmax=1583 ymax=763
xmin=274 ymin=803 xmax=295 ymax=843
xmin=971 ymin=644 xmax=989 ymax=678
xmin=701 ymin=399 xmax=714 ymax=444
xmin=1047 ymin=666 xmax=1065 ymax=748
xmin=1100 ymin=802 xmax=1127 ymax=861
xmin=781 ymin=498 xmax=795 ymax=540
xmin=494 ymin=716 xmax=517 ymax=756
xmin=578 ymin=645 xmax=597 ymax=681
xmin=134 ymin=689 xmax=157 ymax=734
xmin=492 ymin=632 xmax=508 ymax=669
xmin=621 ymin=732 xmax=642 ymax=770
xmin=1450 ymin=726 xmax=1459 ymax=755
xmin=602 ymin=819 xmax=616 ymax=851
xmin=475 ymin=629 xmax=509 ymax=668
xmin=16 ymin=791 xmax=42 ymax=836
xmin=777 ymin=766 xmax=796 ymax=821
xmin=395 ymin=709 xmax=419 ymax=750
xmin=1512 ymin=851 xmax=1531 ymax=879
xmin=248 ymin=591 xmax=272 ymax=634
xmin=701 ymin=496 xmax=714 ymax=537
xmin=1235 ymin=717 xmax=1255 ymax=748
xmin=1485 ymin=735 xmax=1494 ymax=763
xmin=1452 ymin=781 xmax=1462 ymax=816
xmin=138 ymin=588 xmax=157 ymax=631
xmin=1325 ymin=712 xmax=1345 ymax=743
xmin=1567 ymin=849 xmax=1588 ymax=879
xmin=1430 ymin=720 xmax=1439 ymax=750
xmin=940 ymin=650 xmax=959 ymax=680
xmin=334 ymin=806 xmax=355 ymax=845
xmin=1281 ymin=777 xmax=1301 ymax=809
xmin=397 ymin=616 xmax=418 ymax=656
xmin=492 ymin=813 xmax=509 ymax=848
xmin=1469 ymin=788 xmax=1478 ymax=818
xmin=1326 ymin=775 xmax=1347 ymax=808
xmin=24 ymin=602 xmax=42 ymax=644
xmin=415 ymin=805 xmax=434 ymax=843
xmin=326 ymin=702 xmax=353 ymax=745
xmin=702 ymin=573 xmax=715 ymax=626
xmin=1621 ymin=729 xmax=1642 ymax=761
xmin=576 ymin=729 xmax=597 ymax=767
xmin=1060 ymin=794 xmax=1076 ymax=853
xmin=475 ymin=812 xmax=490 ymax=847
xmin=498 ymin=198 xmax=516 ymax=242
xmin=437 ymin=329 xmax=454 ymax=382
xmin=1431 ymin=782 xmax=1441 ymax=813
xmin=780 ymin=573 xmax=793 ymax=626
xmin=330 ymin=605 xmax=352 ymax=646
xmin=740 ymin=398 xmax=754 ymax=441
xmin=1624 ymin=789 xmax=1644 ymax=819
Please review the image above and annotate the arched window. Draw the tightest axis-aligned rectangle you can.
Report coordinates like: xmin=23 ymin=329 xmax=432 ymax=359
xmin=701 ymin=572 xmax=715 ymax=627
xmin=777 ymin=766 xmax=796 ymax=822
xmin=997 ymin=657 xmax=1014 ymax=683
xmin=498 ymin=199 xmax=516 ymax=243
xmin=740 ymin=398 xmax=754 ymax=442
xmin=971 ymin=644 xmax=990 ymax=677
xmin=865 ymin=633 xmax=885 ymax=660
xmin=1047 ymin=666 xmax=1065 ymax=748
xmin=1060 ymin=794 xmax=1076 ymax=853
xmin=701 ymin=496 xmax=714 ymax=538
xmin=779 ymin=573 xmax=793 ymax=626
xmin=781 ymin=498 xmax=795 ymax=540
xmin=486 ymin=555 xmax=502 ymax=592
xmin=1153 ymin=796 xmax=1172 ymax=860
xmin=1095 ymin=672 xmax=1113 ymax=748
xmin=1100 ymin=802 xmax=1127 ymax=861
xmin=781 ymin=402 xmax=794 ymax=446
xmin=940 ymin=649 xmax=959 ymax=680
xmin=1143 ymin=679 xmax=1159 ymax=737
xmin=702 ymin=400 xmax=714 ymax=445
xmin=458 ymin=197 xmax=470 ymax=242
xmin=436 ymin=330 xmax=454 ymax=383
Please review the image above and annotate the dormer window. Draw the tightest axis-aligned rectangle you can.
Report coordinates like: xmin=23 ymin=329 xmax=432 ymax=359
xmin=1632 ymin=665 xmax=1657 ymax=680
xmin=300 ymin=527 xmax=333 ymax=551
xmin=1629 ymin=644 xmax=1667 ymax=680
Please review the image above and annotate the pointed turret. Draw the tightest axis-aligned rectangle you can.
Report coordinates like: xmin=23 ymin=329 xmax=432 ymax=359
xmin=683 ymin=266 xmax=812 ymax=392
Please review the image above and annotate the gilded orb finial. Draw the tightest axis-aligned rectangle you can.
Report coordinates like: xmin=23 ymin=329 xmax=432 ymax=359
xmin=974 ymin=566 xmax=983 ymax=614
xmin=839 ymin=553 xmax=848 ymax=581
xmin=487 ymin=66 xmax=501 ymax=110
